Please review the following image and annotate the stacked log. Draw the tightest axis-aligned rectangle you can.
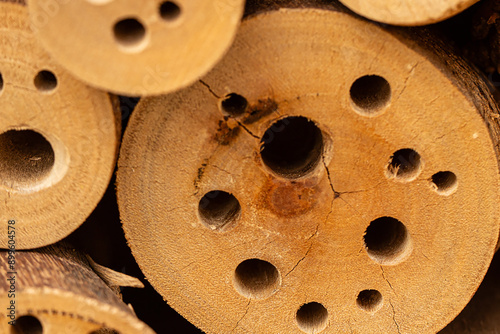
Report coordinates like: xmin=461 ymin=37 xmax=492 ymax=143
xmin=0 ymin=243 xmax=154 ymax=334
xmin=337 ymin=0 xmax=479 ymax=25
xmin=28 ymin=0 xmax=246 ymax=95
xmin=117 ymin=1 xmax=500 ymax=333
xmin=0 ymin=2 xmax=120 ymax=250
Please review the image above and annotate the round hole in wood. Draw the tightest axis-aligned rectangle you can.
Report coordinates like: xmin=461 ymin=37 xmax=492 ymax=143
xmin=385 ymin=148 xmax=422 ymax=182
xmin=431 ymin=171 xmax=458 ymax=196
xmin=0 ymin=129 xmax=55 ymax=191
xmin=357 ymin=289 xmax=383 ymax=313
xmin=159 ymin=1 xmax=182 ymax=21
xmin=113 ymin=18 xmax=148 ymax=53
xmin=10 ymin=315 xmax=43 ymax=334
xmin=350 ymin=75 xmax=391 ymax=114
xmin=34 ymin=70 xmax=57 ymax=93
xmin=296 ymin=302 xmax=329 ymax=334
xmin=0 ymin=72 xmax=4 ymax=93
xmin=260 ymin=116 xmax=324 ymax=179
xmin=89 ymin=328 xmax=120 ymax=334
xmin=364 ymin=216 xmax=412 ymax=265
xmin=198 ymin=191 xmax=241 ymax=231
xmin=233 ymin=259 xmax=280 ymax=299
xmin=220 ymin=93 xmax=248 ymax=116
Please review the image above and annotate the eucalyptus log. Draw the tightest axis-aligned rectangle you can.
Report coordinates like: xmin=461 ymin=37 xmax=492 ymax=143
xmin=28 ymin=0 xmax=245 ymax=96
xmin=0 ymin=2 xmax=120 ymax=249
xmin=0 ymin=244 xmax=155 ymax=334
xmin=118 ymin=1 xmax=500 ymax=334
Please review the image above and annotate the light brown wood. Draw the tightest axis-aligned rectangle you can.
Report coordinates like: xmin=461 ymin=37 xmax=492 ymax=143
xmin=0 ymin=243 xmax=155 ymax=334
xmin=337 ymin=0 xmax=479 ymax=26
xmin=28 ymin=0 xmax=245 ymax=96
xmin=439 ymin=253 xmax=500 ymax=334
xmin=118 ymin=3 xmax=500 ymax=333
xmin=86 ymin=255 xmax=144 ymax=289
xmin=0 ymin=2 xmax=120 ymax=249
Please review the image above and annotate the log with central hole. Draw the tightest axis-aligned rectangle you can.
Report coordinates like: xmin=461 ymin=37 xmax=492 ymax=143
xmin=0 ymin=3 xmax=120 ymax=250
xmin=117 ymin=2 xmax=500 ymax=333
xmin=27 ymin=0 xmax=245 ymax=96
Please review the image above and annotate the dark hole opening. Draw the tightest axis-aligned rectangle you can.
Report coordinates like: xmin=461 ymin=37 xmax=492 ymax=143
xmin=159 ymin=1 xmax=182 ymax=21
xmin=350 ymin=75 xmax=391 ymax=113
xmin=221 ymin=93 xmax=248 ymax=116
xmin=198 ymin=190 xmax=241 ymax=231
xmin=260 ymin=116 xmax=323 ymax=179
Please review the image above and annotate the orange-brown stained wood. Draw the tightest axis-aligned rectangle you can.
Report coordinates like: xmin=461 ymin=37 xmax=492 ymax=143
xmin=261 ymin=177 xmax=321 ymax=217
xmin=0 ymin=243 xmax=155 ymax=334
xmin=28 ymin=0 xmax=245 ymax=96
xmin=118 ymin=2 xmax=500 ymax=334
xmin=0 ymin=3 xmax=120 ymax=250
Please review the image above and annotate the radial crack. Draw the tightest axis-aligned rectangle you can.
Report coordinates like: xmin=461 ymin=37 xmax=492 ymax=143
xmin=235 ymin=120 xmax=259 ymax=139
xmin=321 ymin=153 xmax=339 ymax=198
xmin=199 ymin=80 xmax=220 ymax=98
xmin=389 ymin=300 xmax=402 ymax=334
xmin=285 ymin=243 xmax=313 ymax=277
xmin=231 ymin=299 xmax=251 ymax=332
xmin=394 ymin=61 xmax=422 ymax=103
xmin=211 ymin=164 xmax=234 ymax=176
xmin=380 ymin=266 xmax=395 ymax=292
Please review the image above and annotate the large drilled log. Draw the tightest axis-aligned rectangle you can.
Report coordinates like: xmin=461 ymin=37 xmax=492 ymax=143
xmin=0 ymin=243 xmax=155 ymax=334
xmin=117 ymin=1 xmax=500 ymax=333
xmin=0 ymin=2 xmax=120 ymax=249
xmin=27 ymin=0 xmax=245 ymax=96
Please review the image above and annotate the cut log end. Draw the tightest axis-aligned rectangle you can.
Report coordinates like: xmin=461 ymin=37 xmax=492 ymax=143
xmin=0 ymin=3 xmax=120 ymax=249
xmin=118 ymin=6 xmax=500 ymax=334
xmin=28 ymin=0 xmax=245 ymax=95
xmin=338 ymin=0 xmax=480 ymax=25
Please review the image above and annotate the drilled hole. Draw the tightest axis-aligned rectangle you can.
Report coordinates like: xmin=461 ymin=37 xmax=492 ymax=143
xmin=430 ymin=171 xmax=458 ymax=196
xmin=198 ymin=191 xmax=241 ymax=232
xmin=34 ymin=70 xmax=57 ymax=93
xmin=233 ymin=259 xmax=280 ymax=299
xmin=221 ymin=93 xmax=248 ymax=117
xmin=113 ymin=18 xmax=147 ymax=52
xmin=296 ymin=302 xmax=329 ymax=334
xmin=0 ymin=130 xmax=55 ymax=191
xmin=260 ymin=116 xmax=324 ymax=179
xmin=385 ymin=148 xmax=422 ymax=182
xmin=350 ymin=75 xmax=391 ymax=114
xmin=0 ymin=72 xmax=4 ymax=93
xmin=89 ymin=328 xmax=120 ymax=334
xmin=364 ymin=217 xmax=412 ymax=265
xmin=357 ymin=290 xmax=383 ymax=313
xmin=159 ymin=1 xmax=181 ymax=21
xmin=10 ymin=315 xmax=43 ymax=334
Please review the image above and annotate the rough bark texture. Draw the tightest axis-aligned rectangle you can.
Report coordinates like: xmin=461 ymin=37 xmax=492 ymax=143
xmin=0 ymin=243 xmax=155 ymax=333
xmin=462 ymin=0 xmax=500 ymax=74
